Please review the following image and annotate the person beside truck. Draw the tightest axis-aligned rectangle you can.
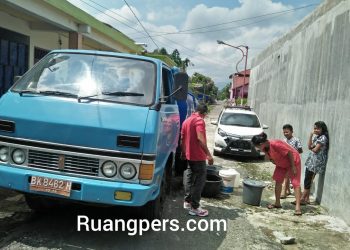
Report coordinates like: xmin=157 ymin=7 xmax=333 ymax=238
xmin=181 ymin=103 xmax=213 ymax=217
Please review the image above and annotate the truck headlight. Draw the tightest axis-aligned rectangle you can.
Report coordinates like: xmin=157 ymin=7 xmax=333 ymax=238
xmin=11 ymin=148 xmax=26 ymax=164
xmin=120 ymin=163 xmax=136 ymax=180
xmin=0 ymin=146 xmax=9 ymax=162
xmin=101 ymin=161 xmax=117 ymax=177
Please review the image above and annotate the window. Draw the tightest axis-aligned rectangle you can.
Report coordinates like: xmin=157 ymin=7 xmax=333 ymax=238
xmin=220 ymin=113 xmax=260 ymax=128
xmin=161 ymin=67 xmax=173 ymax=104
xmin=11 ymin=53 xmax=156 ymax=106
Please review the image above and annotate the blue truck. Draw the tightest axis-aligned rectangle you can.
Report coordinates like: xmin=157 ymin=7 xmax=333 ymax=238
xmin=0 ymin=50 xmax=188 ymax=219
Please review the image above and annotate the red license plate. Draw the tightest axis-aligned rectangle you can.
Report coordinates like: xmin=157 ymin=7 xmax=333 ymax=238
xmin=30 ymin=176 xmax=72 ymax=197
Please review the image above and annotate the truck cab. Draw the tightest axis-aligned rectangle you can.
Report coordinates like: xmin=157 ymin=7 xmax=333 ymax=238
xmin=0 ymin=50 xmax=188 ymax=219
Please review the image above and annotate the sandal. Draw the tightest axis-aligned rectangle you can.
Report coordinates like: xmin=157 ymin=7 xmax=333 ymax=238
xmin=267 ymin=204 xmax=282 ymax=209
xmin=291 ymin=200 xmax=308 ymax=206
xmin=294 ymin=210 xmax=302 ymax=216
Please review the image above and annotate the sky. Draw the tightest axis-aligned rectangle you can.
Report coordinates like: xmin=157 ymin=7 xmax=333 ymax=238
xmin=67 ymin=0 xmax=322 ymax=89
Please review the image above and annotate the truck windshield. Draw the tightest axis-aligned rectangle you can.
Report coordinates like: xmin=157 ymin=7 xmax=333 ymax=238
xmin=11 ymin=53 xmax=156 ymax=106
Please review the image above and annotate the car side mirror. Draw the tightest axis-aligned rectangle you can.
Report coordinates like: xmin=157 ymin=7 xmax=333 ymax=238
xmin=263 ymin=124 xmax=269 ymax=129
xmin=211 ymin=120 xmax=218 ymax=125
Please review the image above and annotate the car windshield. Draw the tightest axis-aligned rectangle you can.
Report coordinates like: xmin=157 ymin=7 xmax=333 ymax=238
xmin=11 ymin=53 xmax=156 ymax=106
xmin=220 ymin=113 xmax=261 ymax=128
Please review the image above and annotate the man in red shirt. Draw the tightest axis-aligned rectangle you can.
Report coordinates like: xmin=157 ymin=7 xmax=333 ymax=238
xmin=181 ymin=103 xmax=213 ymax=217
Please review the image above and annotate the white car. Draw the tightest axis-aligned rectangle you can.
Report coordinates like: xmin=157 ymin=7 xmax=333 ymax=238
xmin=211 ymin=106 xmax=268 ymax=158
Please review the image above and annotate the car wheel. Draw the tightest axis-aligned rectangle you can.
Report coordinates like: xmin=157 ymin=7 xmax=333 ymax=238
xmin=213 ymin=150 xmax=221 ymax=156
xmin=258 ymin=155 xmax=265 ymax=160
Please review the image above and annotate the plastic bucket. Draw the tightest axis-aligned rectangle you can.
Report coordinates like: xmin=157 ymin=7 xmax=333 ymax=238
xmin=242 ymin=179 xmax=266 ymax=206
xmin=202 ymin=173 xmax=222 ymax=198
xmin=219 ymin=169 xmax=238 ymax=194
xmin=206 ymin=164 xmax=221 ymax=176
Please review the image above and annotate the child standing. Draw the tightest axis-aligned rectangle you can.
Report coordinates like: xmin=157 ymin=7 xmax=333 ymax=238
xmin=300 ymin=121 xmax=329 ymax=204
xmin=281 ymin=124 xmax=303 ymax=198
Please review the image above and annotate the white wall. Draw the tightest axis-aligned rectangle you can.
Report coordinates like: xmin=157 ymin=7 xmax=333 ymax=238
xmin=249 ymin=0 xmax=350 ymax=224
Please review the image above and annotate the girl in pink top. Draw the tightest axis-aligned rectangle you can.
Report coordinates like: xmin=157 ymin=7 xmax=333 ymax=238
xmin=252 ymin=132 xmax=302 ymax=216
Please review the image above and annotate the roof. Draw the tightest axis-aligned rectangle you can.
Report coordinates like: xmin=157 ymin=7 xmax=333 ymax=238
xmin=229 ymin=69 xmax=251 ymax=79
xmin=223 ymin=106 xmax=256 ymax=115
xmin=144 ymin=53 xmax=177 ymax=67
xmin=44 ymin=0 xmax=142 ymax=53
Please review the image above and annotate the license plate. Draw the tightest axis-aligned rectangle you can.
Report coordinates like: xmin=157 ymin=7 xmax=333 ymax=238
xmin=30 ymin=176 xmax=72 ymax=197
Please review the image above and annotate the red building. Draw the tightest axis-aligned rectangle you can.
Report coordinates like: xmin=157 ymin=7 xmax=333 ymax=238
xmin=229 ymin=69 xmax=250 ymax=100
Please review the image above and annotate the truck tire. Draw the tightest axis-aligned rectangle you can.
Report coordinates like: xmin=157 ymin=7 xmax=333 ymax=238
xmin=165 ymin=159 xmax=173 ymax=195
xmin=142 ymin=175 xmax=166 ymax=220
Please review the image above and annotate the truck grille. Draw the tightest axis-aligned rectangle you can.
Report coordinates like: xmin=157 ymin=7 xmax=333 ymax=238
xmin=28 ymin=150 xmax=99 ymax=176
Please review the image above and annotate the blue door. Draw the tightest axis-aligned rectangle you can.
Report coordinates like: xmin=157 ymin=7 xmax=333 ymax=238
xmin=0 ymin=28 xmax=29 ymax=96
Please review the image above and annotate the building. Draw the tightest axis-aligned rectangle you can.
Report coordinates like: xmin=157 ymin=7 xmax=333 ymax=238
xmin=0 ymin=0 xmax=143 ymax=96
xmin=229 ymin=69 xmax=250 ymax=100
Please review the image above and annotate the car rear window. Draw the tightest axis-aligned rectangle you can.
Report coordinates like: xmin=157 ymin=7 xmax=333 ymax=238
xmin=220 ymin=113 xmax=261 ymax=128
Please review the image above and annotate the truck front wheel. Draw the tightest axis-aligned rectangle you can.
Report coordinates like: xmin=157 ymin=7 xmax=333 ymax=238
xmin=142 ymin=175 xmax=166 ymax=220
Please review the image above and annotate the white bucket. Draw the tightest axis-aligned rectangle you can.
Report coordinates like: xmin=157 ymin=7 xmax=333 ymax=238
xmin=219 ymin=169 xmax=239 ymax=194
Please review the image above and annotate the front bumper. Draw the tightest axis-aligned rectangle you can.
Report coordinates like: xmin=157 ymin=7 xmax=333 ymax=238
xmin=0 ymin=164 xmax=159 ymax=206
xmin=214 ymin=136 xmax=264 ymax=157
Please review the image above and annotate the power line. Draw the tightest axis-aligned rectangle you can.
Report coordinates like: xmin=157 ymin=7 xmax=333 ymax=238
xmin=129 ymin=4 xmax=317 ymax=37
xmin=133 ymin=5 xmax=315 ymax=40
xmin=84 ymin=0 xmax=137 ymax=25
xmin=79 ymin=0 xmax=316 ymax=41
xmin=69 ymin=0 xmax=312 ymax=73
xmin=123 ymin=0 xmax=159 ymax=49
xmin=159 ymin=36 xmax=227 ymax=66
xmin=67 ymin=0 xmax=256 ymax=85
xmin=74 ymin=0 xmax=146 ymax=36
xmin=152 ymin=38 xmax=227 ymax=68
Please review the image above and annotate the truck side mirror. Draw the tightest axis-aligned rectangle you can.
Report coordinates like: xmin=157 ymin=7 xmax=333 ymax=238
xmin=263 ymin=124 xmax=269 ymax=129
xmin=173 ymin=72 xmax=188 ymax=100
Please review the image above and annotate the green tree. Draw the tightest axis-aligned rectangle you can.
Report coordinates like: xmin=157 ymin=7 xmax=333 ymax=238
xmin=153 ymin=47 xmax=168 ymax=55
xmin=159 ymin=47 xmax=168 ymax=55
xmin=218 ymin=83 xmax=231 ymax=100
xmin=170 ymin=49 xmax=182 ymax=67
xmin=190 ymin=72 xmax=218 ymax=102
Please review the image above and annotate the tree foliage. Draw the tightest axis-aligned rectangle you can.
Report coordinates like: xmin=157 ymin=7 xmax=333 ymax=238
xmin=218 ymin=83 xmax=231 ymax=100
xmin=151 ymin=48 xmax=218 ymax=102
xmin=190 ymin=72 xmax=218 ymax=99
xmin=153 ymin=48 xmax=193 ymax=71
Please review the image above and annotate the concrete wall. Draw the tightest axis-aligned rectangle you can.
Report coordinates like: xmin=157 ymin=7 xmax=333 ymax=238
xmin=249 ymin=0 xmax=350 ymax=224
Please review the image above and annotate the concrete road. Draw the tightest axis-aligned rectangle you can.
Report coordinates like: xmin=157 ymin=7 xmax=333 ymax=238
xmin=0 ymin=102 xmax=349 ymax=250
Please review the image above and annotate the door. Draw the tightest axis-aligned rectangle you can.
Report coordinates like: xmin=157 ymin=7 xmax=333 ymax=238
xmin=0 ymin=27 xmax=29 ymax=96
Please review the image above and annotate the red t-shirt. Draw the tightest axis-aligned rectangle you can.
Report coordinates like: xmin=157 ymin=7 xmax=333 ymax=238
xmin=181 ymin=113 xmax=207 ymax=161
xmin=265 ymin=140 xmax=301 ymax=168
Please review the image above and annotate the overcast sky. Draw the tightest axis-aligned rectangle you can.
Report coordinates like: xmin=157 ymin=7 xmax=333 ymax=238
xmin=68 ymin=0 xmax=322 ymax=89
